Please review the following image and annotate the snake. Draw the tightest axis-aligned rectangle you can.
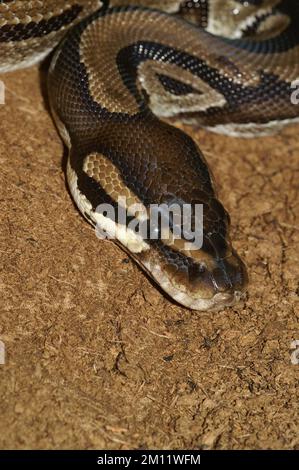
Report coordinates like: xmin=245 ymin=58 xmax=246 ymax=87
xmin=1 ymin=1 xmax=298 ymax=311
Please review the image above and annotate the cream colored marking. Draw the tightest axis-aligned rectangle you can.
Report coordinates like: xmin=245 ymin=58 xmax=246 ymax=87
xmin=204 ymin=116 xmax=299 ymax=137
xmin=83 ymin=152 xmax=147 ymax=218
xmin=67 ymin=159 xmax=94 ymax=219
xmin=67 ymin=159 xmax=150 ymax=253
xmin=0 ymin=47 xmax=53 ymax=73
xmin=207 ymin=0 xmax=281 ymax=38
xmin=255 ymin=13 xmax=290 ymax=39
xmin=233 ymin=10 xmax=290 ymax=40
xmin=138 ymin=60 xmax=227 ymax=117
xmin=110 ymin=0 xmax=182 ymax=13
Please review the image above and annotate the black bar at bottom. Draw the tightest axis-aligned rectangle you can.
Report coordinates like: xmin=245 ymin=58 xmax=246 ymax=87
xmin=0 ymin=450 xmax=297 ymax=467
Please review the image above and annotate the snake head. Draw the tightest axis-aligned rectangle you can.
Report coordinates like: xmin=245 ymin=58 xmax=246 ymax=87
xmin=137 ymin=232 xmax=248 ymax=312
xmin=128 ymin=192 xmax=248 ymax=311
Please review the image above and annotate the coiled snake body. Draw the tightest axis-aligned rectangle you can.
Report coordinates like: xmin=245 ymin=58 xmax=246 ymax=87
xmin=1 ymin=0 xmax=298 ymax=310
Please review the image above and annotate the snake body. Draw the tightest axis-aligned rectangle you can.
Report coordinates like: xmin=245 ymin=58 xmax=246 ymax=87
xmin=1 ymin=0 xmax=299 ymax=310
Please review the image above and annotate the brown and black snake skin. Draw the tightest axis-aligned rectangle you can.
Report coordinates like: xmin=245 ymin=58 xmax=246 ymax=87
xmin=1 ymin=0 xmax=299 ymax=310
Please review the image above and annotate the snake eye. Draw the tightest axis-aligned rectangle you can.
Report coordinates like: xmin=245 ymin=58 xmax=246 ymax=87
xmin=188 ymin=261 xmax=207 ymax=281
xmin=198 ymin=262 xmax=207 ymax=273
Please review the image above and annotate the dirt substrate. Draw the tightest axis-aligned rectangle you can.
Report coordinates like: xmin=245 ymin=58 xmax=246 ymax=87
xmin=0 ymin=66 xmax=298 ymax=450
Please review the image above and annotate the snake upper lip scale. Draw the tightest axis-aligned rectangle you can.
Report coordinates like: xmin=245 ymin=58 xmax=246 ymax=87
xmin=1 ymin=1 xmax=298 ymax=311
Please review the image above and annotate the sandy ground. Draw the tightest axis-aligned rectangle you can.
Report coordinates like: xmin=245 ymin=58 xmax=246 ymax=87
xmin=0 ymin=65 xmax=298 ymax=450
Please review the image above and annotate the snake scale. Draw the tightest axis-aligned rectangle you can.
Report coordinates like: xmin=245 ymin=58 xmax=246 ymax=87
xmin=1 ymin=0 xmax=299 ymax=310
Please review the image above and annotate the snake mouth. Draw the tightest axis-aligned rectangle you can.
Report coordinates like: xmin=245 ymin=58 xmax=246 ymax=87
xmin=180 ymin=290 xmax=245 ymax=311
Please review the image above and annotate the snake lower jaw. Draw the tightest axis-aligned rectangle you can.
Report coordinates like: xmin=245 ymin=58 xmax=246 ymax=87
xmin=167 ymin=287 xmax=247 ymax=312
xmin=187 ymin=290 xmax=247 ymax=312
